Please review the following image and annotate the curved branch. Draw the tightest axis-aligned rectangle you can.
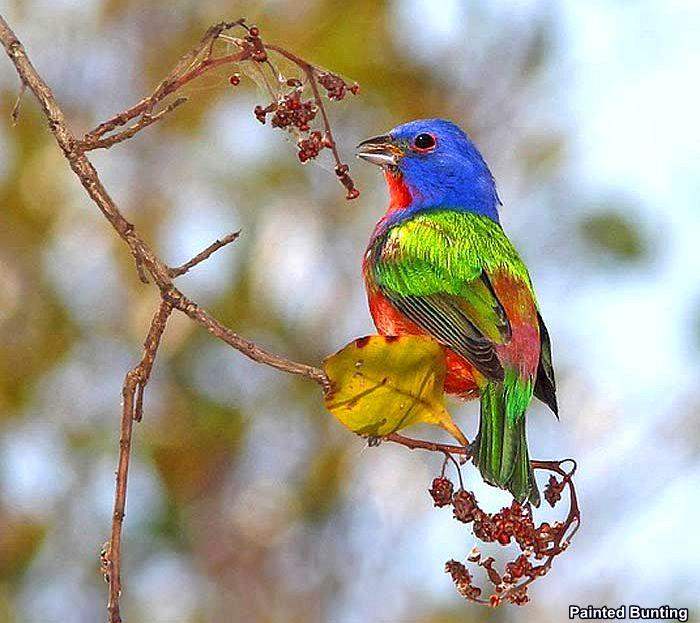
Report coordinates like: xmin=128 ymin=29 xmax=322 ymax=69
xmin=83 ymin=19 xmax=249 ymax=142
xmin=80 ymin=96 xmax=188 ymax=150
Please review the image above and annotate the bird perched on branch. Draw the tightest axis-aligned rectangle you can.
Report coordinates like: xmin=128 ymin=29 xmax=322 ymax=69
xmin=357 ymin=119 xmax=557 ymax=506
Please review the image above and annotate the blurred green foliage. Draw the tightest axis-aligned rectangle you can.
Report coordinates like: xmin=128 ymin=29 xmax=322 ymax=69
xmin=579 ymin=208 xmax=648 ymax=263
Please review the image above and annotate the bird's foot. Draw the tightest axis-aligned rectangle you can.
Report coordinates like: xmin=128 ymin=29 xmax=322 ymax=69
xmin=366 ymin=435 xmax=382 ymax=447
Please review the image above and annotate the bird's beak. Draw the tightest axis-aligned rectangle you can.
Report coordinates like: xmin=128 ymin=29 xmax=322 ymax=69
xmin=356 ymin=134 xmax=403 ymax=168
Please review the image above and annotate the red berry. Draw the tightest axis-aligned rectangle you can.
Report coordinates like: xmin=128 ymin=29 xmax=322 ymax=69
xmin=429 ymin=477 xmax=454 ymax=507
xmin=452 ymin=490 xmax=478 ymax=523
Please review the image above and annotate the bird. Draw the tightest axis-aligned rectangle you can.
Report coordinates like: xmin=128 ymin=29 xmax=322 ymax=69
xmin=356 ymin=119 xmax=557 ymax=506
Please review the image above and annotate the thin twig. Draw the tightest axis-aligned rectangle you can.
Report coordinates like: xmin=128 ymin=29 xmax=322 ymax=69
xmin=161 ymin=287 xmax=330 ymax=388
xmin=106 ymin=300 xmax=172 ymax=622
xmin=386 ymin=432 xmax=472 ymax=458
xmin=10 ymin=79 xmax=25 ymax=125
xmin=169 ymin=230 xmax=240 ymax=277
xmin=80 ymin=97 xmax=188 ymax=151
xmin=82 ymin=47 xmax=252 ymax=149
xmin=85 ymin=20 xmax=249 ymax=141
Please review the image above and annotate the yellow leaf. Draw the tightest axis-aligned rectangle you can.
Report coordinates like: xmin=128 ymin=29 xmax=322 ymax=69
xmin=322 ymin=335 xmax=468 ymax=445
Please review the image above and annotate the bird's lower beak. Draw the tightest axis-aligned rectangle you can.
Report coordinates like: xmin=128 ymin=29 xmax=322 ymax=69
xmin=356 ymin=134 xmax=403 ymax=168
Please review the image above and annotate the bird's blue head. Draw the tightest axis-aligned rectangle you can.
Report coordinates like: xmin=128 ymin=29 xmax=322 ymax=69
xmin=357 ymin=118 xmax=501 ymax=223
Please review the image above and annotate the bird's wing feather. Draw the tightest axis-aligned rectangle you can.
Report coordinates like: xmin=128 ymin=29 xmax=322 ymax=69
xmin=381 ymin=284 xmax=506 ymax=380
xmin=369 ymin=211 xmax=528 ymax=381
xmin=533 ymin=311 xmax=558 ymax=416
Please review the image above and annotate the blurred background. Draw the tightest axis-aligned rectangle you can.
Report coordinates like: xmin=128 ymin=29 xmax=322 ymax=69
xmin=1 ymin=1 xmax=699 ymax=622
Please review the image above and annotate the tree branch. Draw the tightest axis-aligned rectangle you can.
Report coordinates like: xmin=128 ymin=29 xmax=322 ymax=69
xmin=82 ymin=19 xmax=250 ymax=143
xmin=386 ymin=432 xmax=472 ymax=457
xmin=0 ymin=15 xmax=329 ymax=621
xmin=80 ymin=96 xmax=188 ymax=151
xmin=105 ymin=300 xmax=172 ymax=621
xmin=10 ymin=78 xmax=25 ymax=125
xmin=168 ymin=230 xmax=240 ymax=277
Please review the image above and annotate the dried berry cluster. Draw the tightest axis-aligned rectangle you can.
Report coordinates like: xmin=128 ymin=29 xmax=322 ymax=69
xmin=254 ymin=86 xmax=318 ymax=132
xmin=429 ymin=466 xmax=578 ymax=607
xmin=335 ymin=164 xmax=360 ymax=200
xmin=243 ymin=24 xmax=267 ymax=63
xmin=318 ymin=72 xmax=360 ymax=100
xmin=445 ymin=560 xmax=482 ymax=601
xmin=544 ymin=473 xmax=566 ymax=506
xmin=297 ymin=131 xmax=333 ymax=162
xmin=252 ymin=76 xmax=358 ymax=179
xmin=223 ymin=21 xmax=360 ymax=199
xmin=428 ymin=475 xmax=454 ymax=507
xmin=254 ymin=92 xmax=332 ymax=165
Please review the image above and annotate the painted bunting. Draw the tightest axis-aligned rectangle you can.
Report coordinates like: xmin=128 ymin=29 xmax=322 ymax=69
xmin=356 ymin=119 xmax=557 ymax=506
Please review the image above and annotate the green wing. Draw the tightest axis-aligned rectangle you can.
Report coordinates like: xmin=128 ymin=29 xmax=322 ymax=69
xmin=380 ymin=278 xmax=507 ymax=380
xmin=370 ymin=211 xmax=528 ymax=381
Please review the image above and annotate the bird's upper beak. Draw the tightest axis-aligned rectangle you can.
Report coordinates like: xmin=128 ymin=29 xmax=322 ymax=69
xmin=356 ymin=134 xmax=403 ymax=168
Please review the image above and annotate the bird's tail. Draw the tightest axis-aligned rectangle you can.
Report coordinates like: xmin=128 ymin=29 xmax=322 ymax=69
xmin=473 ymin=378 xmax=540 ymax=507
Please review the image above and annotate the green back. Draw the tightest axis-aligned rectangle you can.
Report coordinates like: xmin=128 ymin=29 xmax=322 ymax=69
xmin=369 ymin=210 xmax=533 ymax=297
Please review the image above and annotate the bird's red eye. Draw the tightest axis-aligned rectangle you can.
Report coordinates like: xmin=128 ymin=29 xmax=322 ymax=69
xmin=412 ymin=132 xmax=436 ymax=152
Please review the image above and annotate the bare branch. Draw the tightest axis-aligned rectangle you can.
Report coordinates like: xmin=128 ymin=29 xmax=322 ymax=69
xmin=169 ymin=230 xmax=240 ymax=277
xmin=79 ymin=96 xmax=188 ymax=151
xmin=386 ymin=432 xmax=473 ymax=458
xmin=106 ymin=300 xmax=173 ymax=622
xmin=84 ymin=19 xmax=250 ymax=142
xmin=162 ymin=287 xmax=329 ymax=388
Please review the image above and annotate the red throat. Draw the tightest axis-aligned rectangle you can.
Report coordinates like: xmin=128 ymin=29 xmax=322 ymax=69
xmin=384 ymin=170 xmax=412 ymax=214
